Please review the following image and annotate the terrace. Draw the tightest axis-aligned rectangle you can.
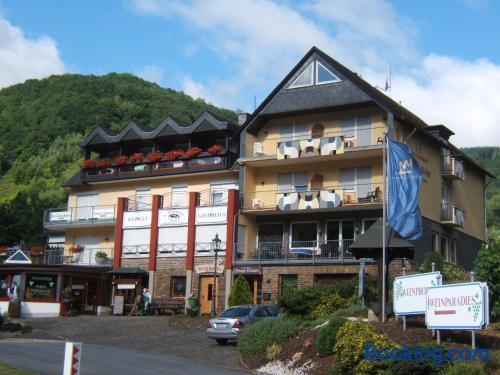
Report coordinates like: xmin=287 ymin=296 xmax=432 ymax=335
xmin=44 ymin=205 xmax=116 ymax=229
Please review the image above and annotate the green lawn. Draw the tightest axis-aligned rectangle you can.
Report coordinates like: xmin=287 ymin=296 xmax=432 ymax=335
xmin=0 ymin=363 xmax=38 ymax=375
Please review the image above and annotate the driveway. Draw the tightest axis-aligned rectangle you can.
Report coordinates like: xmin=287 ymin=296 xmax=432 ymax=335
xmin=0 ymin=341 xmax=247 ymax=375
xmin=1 ymin=315 xmax=244 ymax=371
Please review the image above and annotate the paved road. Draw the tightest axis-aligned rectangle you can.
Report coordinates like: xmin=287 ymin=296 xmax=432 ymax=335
xmin=0 ymin=340 xmax=248 ymax=375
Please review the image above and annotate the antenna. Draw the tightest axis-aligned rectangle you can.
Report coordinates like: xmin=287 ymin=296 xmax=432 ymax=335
xmin=254 ymin=95 xmax=257 ymax=110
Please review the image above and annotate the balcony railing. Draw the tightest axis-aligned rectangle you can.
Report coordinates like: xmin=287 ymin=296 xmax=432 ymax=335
xmin=82 ymin=152 xmax=237 ymax=183
xmin=242 ymin=127 xmax=386 ymax=159
xmin=243 ymin=183 xmax=383 ymax=211
xmin=7 ymin=248 xmax=114 ymax=266
xmin=234 ymin=240 xmax=357 ymax=264
xmin=122 ymin=245 xmax=150 ymax=256
xmin=441 ymin=156 xmax=464 ymax=180
xmin=44 ymin=205 xmax=116 ymax=226
xmin=441 ymin=203 xmax=465 ymax=227
xmin=158 ymin=243 xmax=187 ymax=256
xmin=195 ymin=242 xmax=227 ymax=256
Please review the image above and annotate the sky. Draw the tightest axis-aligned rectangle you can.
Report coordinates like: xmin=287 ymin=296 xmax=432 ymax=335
xmin=1 ymin=0 xmax=499 ymax=147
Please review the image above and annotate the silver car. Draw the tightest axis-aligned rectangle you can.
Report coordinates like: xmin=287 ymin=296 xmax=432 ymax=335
xmin=206 ymin=304 xmax=279 ymax=345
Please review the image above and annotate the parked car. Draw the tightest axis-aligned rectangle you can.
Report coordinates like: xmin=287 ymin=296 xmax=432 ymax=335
xmin=206 ymin=304 xmax=279 ymax=345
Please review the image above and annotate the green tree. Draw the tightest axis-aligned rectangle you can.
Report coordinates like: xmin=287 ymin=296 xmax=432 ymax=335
xmin=228 ymin=276 xmax=253 ymax=307
xmin=474 ymin=236 xmax=500 ymax=321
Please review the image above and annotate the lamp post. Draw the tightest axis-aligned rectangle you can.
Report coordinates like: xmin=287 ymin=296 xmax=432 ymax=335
xmin=211 ymin=233 xmax=221 ymax=317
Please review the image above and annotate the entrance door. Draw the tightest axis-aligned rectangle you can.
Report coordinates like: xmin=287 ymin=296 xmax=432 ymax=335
xmin=74 ymin=235 xmax=100 ymax=265
xmin=199 ymin=276 xmax=218 ymax=315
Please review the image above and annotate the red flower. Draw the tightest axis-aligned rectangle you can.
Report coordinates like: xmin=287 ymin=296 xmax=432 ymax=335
xmin=208 ymin=145 xmax=224 ymax=154
xmin=82 ymin=159 xmax=97 ymax=169
xmin=146 ymin=151 xmax=162 ymax=162
xmin=129 ymin=153 xmax=144 ymax=163
xmin=164 ymin=150 xmax=184 ymax=161
xmin=114 ymin=155 xmax=128 ymax=166
xmin=95 ymin=158 xmax=111 ymax=168
xmin=185 ymin=147 xmax=202 ymax=157
xmin=28 ymin=246 xmax=44 ymax=255
xmin=69 ymin=245 xmax=84 ymax=254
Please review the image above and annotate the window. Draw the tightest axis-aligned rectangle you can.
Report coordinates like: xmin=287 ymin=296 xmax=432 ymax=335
xmin=441 ymin=184 xmax=451 ymax=220
xmin=340 ymin=116 xmax=372 ymax=147
xmin=279 ymin=123 xmax=309 ymax=141
xmin=280 ymin=275 xmax=298 ymax=296
xmin=289 ymin=62 xmax=313 ymax=88
xmin=362 ymin=219 xmax=377 ymax=234
xmin=135 ymin=188 xmax=151 ymax=210
xmin=432 ymin=231 xmax=439 ymax=252
xmin=171 ymin=186 xmax=187 ymax=208
xmin=258 ymin=224 xmax=283 ymax=243
xmin=170 ymin=276 xmax=186 ymax=298
xmin=339 ymin=166 xmax=372 ymax=198
xmin=278 ymin=172 xmax=308 ymax=193
xmin=316 ymin=61 xmax=341 ymax=84
xmin=440 ymin=235 xmax=449 ymax=261
xmin=450 ymin=239 xmax=457 ymax=264
xmin=221 ymin=307 xmax=252 ymax=318
xmin=209 ymin=182 xmax=238 ymax=205
xmin=290 ymin=222 xmax=317 ymax=246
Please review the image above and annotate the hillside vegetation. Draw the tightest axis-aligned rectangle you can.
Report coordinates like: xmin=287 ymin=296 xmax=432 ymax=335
xmin=0 ymin=73 xmax=236 ymax=245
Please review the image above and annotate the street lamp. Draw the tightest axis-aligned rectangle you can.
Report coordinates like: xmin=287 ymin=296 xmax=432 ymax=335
xmin=211 ymin=233 xmax=221 ymax=317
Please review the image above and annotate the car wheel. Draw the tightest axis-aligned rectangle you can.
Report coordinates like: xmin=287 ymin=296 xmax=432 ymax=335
xmin=216 ymin=339 xmax=228 ymax=345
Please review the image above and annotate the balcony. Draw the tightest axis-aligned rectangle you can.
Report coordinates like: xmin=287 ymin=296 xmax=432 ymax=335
xmin=4 ymin=248 xmax=113 ymax=267
xmin=234 ymin=240 xmax=360 ymax=265
xmin=195 ymin=241 xmax=227 ymax=256
xmin=81 ymin=152 xmax=237 ymax=184
xmin=441 ymin=156 xmax=464 ymax=180
xmin=44 ymin=205 xmax=116 ymax=230
xmin=122 ymin=245 xmax=150 ymax=258
xmin=241 ymin=127 xmax=385 ymax=162
xmin=243 ymin=183 xmax=383 ymax=213
xmin=441 ymin=203 xmax=465 ymax=227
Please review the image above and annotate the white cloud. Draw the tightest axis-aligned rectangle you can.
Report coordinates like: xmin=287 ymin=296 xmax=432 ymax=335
xmin=0 ymin=14 xmax=65 ymax=88
xmin=130 ymin=0 xmax=500 ymax=146
xmin=136 ymin=64 xmax=165 ymax=84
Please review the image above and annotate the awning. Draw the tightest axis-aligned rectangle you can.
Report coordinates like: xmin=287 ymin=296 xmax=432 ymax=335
xmin=107 ymin=267 xmax=148 ymax=275
xmin=349 ymin=218 xmax=414 ymax=261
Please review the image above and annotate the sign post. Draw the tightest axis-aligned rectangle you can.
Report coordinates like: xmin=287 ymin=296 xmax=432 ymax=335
xmin=63 ymin=342 xmax=81 ymax=375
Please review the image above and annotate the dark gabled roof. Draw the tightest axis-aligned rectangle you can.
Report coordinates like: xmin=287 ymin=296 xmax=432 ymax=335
xmin=79 ymin=110 xmax=238 ymax=147
xmin=242 ymin=46 xmax=495 ymax=178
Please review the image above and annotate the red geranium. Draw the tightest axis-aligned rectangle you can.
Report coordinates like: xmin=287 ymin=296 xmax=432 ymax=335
xmin=95 ymin=158 xmax=111 ymax=168
xmin=208 ymin=144 xmax=224 ymax=154
xmin=114 ymin=155 xmax=128 ymax=166
xmin=129 ymin=153 xmax=144 ymax=163
xmin=146 ymin=151 xmax=162 ymax=162
xmin=185 ymin=147 xmax=202 ymax=157
xmin=82 ymin=159 xmax=97 ymax=169
xmin=69 ymin=245 xmax=84 ymax=254
xmin=164 ymin=150 xmax=184 ymax=161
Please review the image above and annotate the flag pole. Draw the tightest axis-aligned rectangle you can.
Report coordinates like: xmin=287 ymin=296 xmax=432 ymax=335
xmin=382 ymin=132 xmax=387 ymax=323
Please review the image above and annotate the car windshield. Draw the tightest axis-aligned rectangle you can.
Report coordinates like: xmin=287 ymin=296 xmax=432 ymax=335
xmin=220 ymin=307 xmax=252 ymax=318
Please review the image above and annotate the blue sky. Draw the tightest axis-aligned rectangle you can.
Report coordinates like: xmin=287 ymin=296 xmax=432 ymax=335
xmin=1 ymin=0 xmax=499 ymax=146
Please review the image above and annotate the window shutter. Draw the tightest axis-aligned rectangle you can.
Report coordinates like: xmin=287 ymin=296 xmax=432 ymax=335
xmin=278 ymin=173 xmax=293 ymax=192
xmin=339 ymin=168 xmax=355 ymax=191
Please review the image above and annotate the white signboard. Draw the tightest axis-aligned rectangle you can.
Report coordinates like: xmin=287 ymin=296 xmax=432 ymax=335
xmin=426 ymin=282 xmax=487 ymax=330
xmin=195 ymin=205 xmax=227 ymax=224
xmin=123 ymin=211 xmax=152 ymax=228
xmin=195 ymin=261 xmax=225 ymax=274
xmin=393 ymin=272 xmax=442 ymax=315
xmin=117 ymin=284 xmax=136 ymax=290
xmin=112 ymin=295 xmax=124 ymax=315
xmin=50 ymin=211 xmax=71 ymax=222
xmin=92 ymin=207 xmax=115 ymax=220
xmin=158 ymin=208 xmax=188 ymax=226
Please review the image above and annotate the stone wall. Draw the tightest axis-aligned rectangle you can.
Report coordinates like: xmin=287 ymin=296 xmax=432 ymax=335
xmin=121 ymin=258 xmax=149 ymax=270
xmin=154 ymin=257 xmax=186 ymax=297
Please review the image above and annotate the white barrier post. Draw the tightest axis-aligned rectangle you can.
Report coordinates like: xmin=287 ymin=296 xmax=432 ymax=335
xmin=402 ymin=266 xmax=406 ymax=332
xmin=471 ymin=271 xmax=476 ymax=350
xmin=431 ymin=262 xmax=441 ymax=344
xmin=63 ymin=342 xmax=81 ymax=375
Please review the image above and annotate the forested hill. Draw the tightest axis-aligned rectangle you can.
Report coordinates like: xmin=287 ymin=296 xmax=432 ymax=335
xmin=462 ymin=147 xmax=500 ymax=234
xmin=0 ymin=73 xmax=236 ymax=245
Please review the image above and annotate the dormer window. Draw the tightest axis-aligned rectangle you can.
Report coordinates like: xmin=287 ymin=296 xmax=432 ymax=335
xmin=289 ymin=61 xmax=341 ymax=89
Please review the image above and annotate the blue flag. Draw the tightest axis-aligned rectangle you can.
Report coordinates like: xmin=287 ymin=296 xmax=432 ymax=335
xmin=387 ymin=139 xmax=423 ymax=240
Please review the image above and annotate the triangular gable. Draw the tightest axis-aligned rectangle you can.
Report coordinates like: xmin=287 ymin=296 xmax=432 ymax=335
xmin=5 ymin=249 xmax=32 ymax=264
xmin=153 ymin=117 xmax=188 ymax=137
xmin=190 ymin=111 xmax=227 ymax=133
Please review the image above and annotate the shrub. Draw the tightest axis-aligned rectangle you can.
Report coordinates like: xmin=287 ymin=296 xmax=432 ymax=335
xmin=420 ymin=251 xmax=444 ymax=273
xmin=315 ymin=316 xmax=347 ymax=357
xmin=443 ymin=262 xmax=468 ymax=282
xmin=228 ymin=276 xmax=252 ymax=307
xmin=266 ymin=343 xmax=281 ymax=361
xmin=441 ymin=361 xmax=486 ymax=375
xmin=278 ymin=284 xmax=335 ymax=316
xmin=474 ymin=236 xmax=500 ymax=321
xmin=334 ymin=321 xmax=399 ymax=374
xmin=332 ymin=304 xmax=368 ymax=318
xmin=312 ymin=292 xmax=343 ymax=318
xmin=386 ymin=342 xmax=448 ymax=375
xmin=238 ymin=316 xmax=316 ymax=356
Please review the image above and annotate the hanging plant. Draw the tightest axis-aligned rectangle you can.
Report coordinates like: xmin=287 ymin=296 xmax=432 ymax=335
xmin=82 ymin=159 xmax=97 ymax=169
xmin=208 ymin=144 xmax=224 ymax=154
xmin=164 ymin=150 xmax=184 ymax=161
xmin=69 ymin=245 xmax=84 ymax=254
xmin=95 ymin=158 xmax=111 ymax=168
xmin=146 ymin=151 xmax=162 ymax=162
xmin=114 ymin=155 xmax=128 ymax=166
xmin=185 ymin=147 xmax=202 ymax=157
xmin=129 ymin=152 xmax=144 ymax=163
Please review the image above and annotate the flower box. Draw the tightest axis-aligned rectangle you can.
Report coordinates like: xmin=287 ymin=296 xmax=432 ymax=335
xmin=208 ymin=145 xmax=224 ymax=154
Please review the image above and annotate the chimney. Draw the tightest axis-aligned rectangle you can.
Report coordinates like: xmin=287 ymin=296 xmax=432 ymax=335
xmin=238 ymin=113 xmax=250 ymax=126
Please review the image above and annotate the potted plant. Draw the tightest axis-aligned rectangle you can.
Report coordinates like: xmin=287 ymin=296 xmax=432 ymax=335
xmin=95 ymin=251 xmax=108 ymax=265
xmin=114 ymin=155 xmax=128 ymax=166
xmin=69 ymin=245 xmax=84 ymax=254
xmin=208 ymin=144 xmax=224 ymax=154
xmin=128 ymin=152 xmax=144 ymax=163
xmin=63 ymin=286 xmax=73 ymax=302
xmin=146 ymin=151 xmax=162 ymax=162
xmin=82 ymin=159 xmax=97 ymax=169
xmin=185 ymin=146 xmax=202 ymax=158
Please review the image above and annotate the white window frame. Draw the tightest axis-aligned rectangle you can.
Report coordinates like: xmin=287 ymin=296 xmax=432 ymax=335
xmin=315 ymin=61 xmax=341 ymax=85
xmin=289 ymin=221 xmax=319 ymax=248
xmin=135 ymin=188 xmax=151 ymax=211
xmin=171 ymin=185 xmax=188 ymax=208
xmin=324 ymin=219 xmax=356 ymax=242
xmin=289 ymin=62 xmax=314 ymax=89
xmin=339 ymin=166 xmax=372 ymax=193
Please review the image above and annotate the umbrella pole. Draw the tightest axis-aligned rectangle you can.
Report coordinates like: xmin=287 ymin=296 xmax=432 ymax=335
xmin=382 ymin=134 xmax=388 ymax=323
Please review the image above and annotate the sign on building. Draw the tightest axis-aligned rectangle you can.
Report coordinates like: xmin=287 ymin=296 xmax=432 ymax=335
xmin=195 ymin=206 xmax=227 ymax=225
xmin=158 ymin=208 xmax=188 ymax=226
xmin=393 ymin=272 xmax=441 ymax=315
xmin=92 ymin=207 xmax=115 ymax=220
xmin=123 ymin=211 xmax=152 ymax=228
xmin=49 ymin=211 xmax=71 ymax=222
xmin=195 ymin=261 xmax=225 ymax=274
xmin=25 ymin=274 xmax=57 ymax=300
xmin=425 ymin=282 xmax=489 ymax=330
